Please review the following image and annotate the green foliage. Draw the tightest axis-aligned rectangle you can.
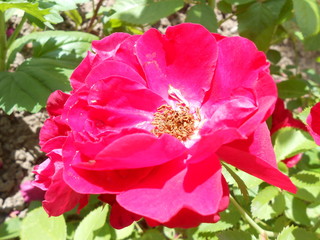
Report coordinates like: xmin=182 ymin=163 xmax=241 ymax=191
xmin=272 ymin=127 xmax=317 ymax=161
xmin=277 ymin=226 xmax=318 ymax=240
xmin=108 ymin=0 xmax=184 ymax=25
xmin=251 ymin=186 xmax=285 ymax=220
xmin=20 ymin=206 xmax=67 ymax=240
xmin=0 ymin=217 xmax=21 ymax=240
xmin=73 ymin=205 xmax=114 ymax=240
xmin=0 ymin=30 xmax=97 ymax=114
xmin=292 ymin=0 xmax=320 ymax=37
xmin=186 ymin=3 xmax=218 ymax=32
xmin=217 ymin=230 xmax=253 ymax=240
xmin=277 ymin=78 xmax=309 ymax=99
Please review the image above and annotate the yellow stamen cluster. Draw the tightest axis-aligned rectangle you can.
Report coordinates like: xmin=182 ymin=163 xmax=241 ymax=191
xmin=151 ymin=104 xmax=197 ymax=141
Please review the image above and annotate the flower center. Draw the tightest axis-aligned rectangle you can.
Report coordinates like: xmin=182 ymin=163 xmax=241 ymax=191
xmin=151 ymin=104 xmax=199 ymax=141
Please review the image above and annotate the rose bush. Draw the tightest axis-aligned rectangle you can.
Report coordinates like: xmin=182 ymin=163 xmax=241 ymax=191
xmin=34 ymin=23 xmax=296 ymax=229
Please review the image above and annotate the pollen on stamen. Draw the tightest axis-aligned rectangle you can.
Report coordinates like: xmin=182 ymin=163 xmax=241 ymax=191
xmin=151 ymin=104 xmax=200 ymax=141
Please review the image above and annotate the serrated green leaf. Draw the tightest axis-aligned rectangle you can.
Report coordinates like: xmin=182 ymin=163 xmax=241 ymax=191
xmin=0 ymin=2 xmax=50 ymax=21
xmin=237 ymin=0 xmax=286 ymax=51
xmin=251 ymin=186 xmax=285 ymax=220
xmin=21 ymin=206 xmax=66 ymax=240
xmin=277 ymin=78 xmax=309 ymax=98
xmin=0 ymin=31 xmax=98 ymax=114
xmin=217 ymin=230 xmax=252 ymax=240
xmin=291 ymin=170 xmax=320 ymax=202
xmin=307 ymin=202 xmax=320 ymax=226
xmin=186 ymin=4 xmax=217 ymax=32
xmin=272 ymin=127 xmax=317 ymax=161
xmin=74 ymin=205 xmax=112 ymax=240
xmin=0 ymin=217 xmax=21 ymax=240
xmin=277 ymin=226 xmax=318 ymax=240
xmin=284 ymin=193 xmax=311 ymax=226
xmin=292 ymin=0 xmax=320 ymax=37
xmin=109 ymin=0 xmax=184 ymax=25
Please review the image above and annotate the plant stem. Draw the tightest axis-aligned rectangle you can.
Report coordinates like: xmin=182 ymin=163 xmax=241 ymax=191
xmin=0 ymin=10 xmax=7 ymax=71
xmin=7 ymin=13 xmax=27 ymax=48
xmin=86 ymin=0 xmax=104 ymax=33
xmin=230 ymin=195 xmax=276 ymax=238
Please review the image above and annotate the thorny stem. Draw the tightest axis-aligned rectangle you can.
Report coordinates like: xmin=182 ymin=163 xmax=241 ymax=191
xmin=86 ymin=0 xmax=104 ymax=33
xmin=230 ymin=195 xmax=276 ymax=239
xmin=0 ymin=10 xmax=7 ymax=71
xmin=7 ymin=13 xmax=27 ymax=49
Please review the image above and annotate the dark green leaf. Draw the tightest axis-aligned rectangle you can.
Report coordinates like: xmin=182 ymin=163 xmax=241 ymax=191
xmin=292 ymin=0 xmax=320 ymax=37
xmin=267 ymin=49 xmax=281 ymax=64
xmin=110 ymin=0 xmax=184 ymax=25
xmin=0 ymin=217 xmax=21 ymax=240
xmin=186 ymin=4 xmax=218 ymax=32
xmin=237 ymin=0 xmax=286 ymax=51
xmin=224 ymin=0 xmax=254 ymax=5
xmin=217 ymin=1 xmax=233 ymax=14
xmin=277 ymin=78 xmax=309 ymax=99
xmin=141 ymin=229 xmax=165 ymax=240
xmin=304 ymin=33 xmax=320 ymax=50
xmin=217 ymin=230 xmax=252 ymax=240
xmin=272 ymin=127 xmax=317 ymax=162
xmin=21 ymin=206 xmax=66 ymax=240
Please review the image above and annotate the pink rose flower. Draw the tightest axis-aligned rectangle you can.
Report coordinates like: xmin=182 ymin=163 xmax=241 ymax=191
xmin=35 ymin=23 xmax=296 ymax=229
xmin=307 ymin=102 xmax=320 ymax=145
xmin=270 ymin=98 xmax=307 ymax=167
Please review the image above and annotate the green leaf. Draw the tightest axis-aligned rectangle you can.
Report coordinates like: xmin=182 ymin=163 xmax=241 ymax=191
xmin=251 ymin=186 xmax=285 ymax=220
xmin=297 ymin=107 xmax=312 ymax=125
xmin=65 ymin=9 xmax=83 ymax=27
xmin=0 ymin=217 xmax=21 ymax=240
xmin=224 ymin=0 xmax=254 ymax=5
xmin=109 ymin=0 xmax=184 ymax=25
xmin=272 ymin=127 xmax=317 ymax=162
xmin=21 ymin=206 xmax=66 ymax=240
xmin=291 ymin=170 xmax=320 ymax=202
xmin=237 ymin=0 xmax=286 ymax=51
xmin=115 ymin=224 xmax=135 ymax=240
xmin=277 ymin=226 xmax=318 ymax=240
xmin=217 ymin=1 xmax=233 ymax=14
xmin=186 ymin=4 xmax=218 ymax=32
xmin=223 ymin=164 xmax=249 ymax=202
xmin=140 ymin=229 xmax=165 ymax=240
xmin=217 ymin=230 xmax=252 ymax=240
xmin=292 ymin=0 xmax=320 ymax=37
xmin=267 ymin=49 xmax=281 ymax=64
xmin=0 ymin=2 xmax=50 ymax=22
xmin=74 ymin=205 xmax=113 ymax=240
xmin=277 ymin=78 xmax=309 ymax=98
xmin=304 ymin=32 xmax=320 ymax=50
xmin=0 ymin=31 xmax=98 ymax=114
xmin=284 ymin=193 xmax=311 ymax=226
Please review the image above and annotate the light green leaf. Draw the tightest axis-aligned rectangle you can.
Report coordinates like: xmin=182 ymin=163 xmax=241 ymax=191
xmin=217 ymin=230 xmax=252 ymax=240
xmin=186 ymin=4 xmax=218 ymax=32
xmin=291 ymin=170 xmax=320 ymax=202
xmin=277 ymin=225 xmax=318 ymax=240
xmin=272 ymin=127 xmax=317 ymax=162
xmin=0 ymin=31 xmax=98 ymax=114
xmin=0 ymin=2 xmax=50 ymax=22
xmin=115 ymin=224 xmax=135 ymax=240
xmin=21 ymin=206 xmax=66 ymax=240
xmin=284 ymin=193 xmax=311 ymax=226
xmin=277 ymin=79 xmax=309 ymax=99
xmin=292 ymin=0 xmax=320 ymax=37
xmin=251 ymin=186 xmax=285 ymax=220
xmin=297 ymin=107 xmax=312 ymax=125
xmin=0 ymin=217 xmax=21 ymax=240
xmin=74 ymin=205 xmax=112 ymax=240
xmin=237 ymin=0 xmax=286 ymax=50
xmin=109 ymin=0 xmax=184 ymax=25
xmin=65 ymin=9 xmax=83 ymax=27
xmin=224 ymin=0 xmax=255 ymax=4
